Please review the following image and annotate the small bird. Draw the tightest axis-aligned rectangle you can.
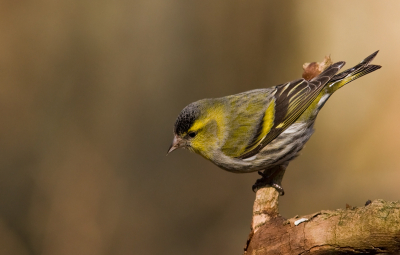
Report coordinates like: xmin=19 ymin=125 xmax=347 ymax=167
xmin=167 ymin=51 xmax=381 ymax=194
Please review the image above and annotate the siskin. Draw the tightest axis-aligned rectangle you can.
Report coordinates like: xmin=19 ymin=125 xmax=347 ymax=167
xmin=167 ymin=52 xmax=381 ymax=194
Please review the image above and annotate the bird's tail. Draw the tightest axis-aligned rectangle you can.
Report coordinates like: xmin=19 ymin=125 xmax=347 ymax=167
xmin=326 ymin=51 xmax=381 ymax=94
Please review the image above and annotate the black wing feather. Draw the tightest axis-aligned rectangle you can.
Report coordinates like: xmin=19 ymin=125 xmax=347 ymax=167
xmin=238 ymin=61 xmax=345 ymax=159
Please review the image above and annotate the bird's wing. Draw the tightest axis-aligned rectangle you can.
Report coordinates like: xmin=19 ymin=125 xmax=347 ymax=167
xmin=238 ymin=61 xmax=345 ymax=159
xmin=220 ymin=89 xmax=275 ymax=158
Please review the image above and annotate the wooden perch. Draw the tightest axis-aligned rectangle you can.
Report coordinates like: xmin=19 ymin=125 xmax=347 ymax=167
xmin=244 ymin=138 xmax=399 ymax=253
xmin=244 ymin=185 xmax=400 ymax=254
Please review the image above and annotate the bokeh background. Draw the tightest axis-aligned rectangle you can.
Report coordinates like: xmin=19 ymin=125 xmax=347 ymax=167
xmin=1 ymin=0 xmax=399 ymax=254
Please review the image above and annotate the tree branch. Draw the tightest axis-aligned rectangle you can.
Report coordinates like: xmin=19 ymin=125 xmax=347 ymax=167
xmin=244 ymin=185 xmax=400 ymax=254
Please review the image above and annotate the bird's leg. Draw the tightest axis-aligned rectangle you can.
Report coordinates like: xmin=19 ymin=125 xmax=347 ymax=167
xmin=252 ymin=165 xmax=286 ymax=195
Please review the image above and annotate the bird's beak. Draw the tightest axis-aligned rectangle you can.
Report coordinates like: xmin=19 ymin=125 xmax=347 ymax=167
xmin=167 ymin=135 xmax=183 ymax=155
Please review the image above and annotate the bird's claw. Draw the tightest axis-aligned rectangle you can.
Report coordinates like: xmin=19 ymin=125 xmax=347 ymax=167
xmin=252 ymin=171 xmax=285 ymax=195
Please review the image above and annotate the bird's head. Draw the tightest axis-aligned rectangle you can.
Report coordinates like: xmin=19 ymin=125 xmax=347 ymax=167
xmin=167 ymin=100 xmax=222 ymax=159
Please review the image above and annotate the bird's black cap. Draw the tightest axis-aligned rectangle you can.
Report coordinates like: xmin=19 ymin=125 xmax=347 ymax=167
xmin=174 ymin=103 xmax=201 ymax=135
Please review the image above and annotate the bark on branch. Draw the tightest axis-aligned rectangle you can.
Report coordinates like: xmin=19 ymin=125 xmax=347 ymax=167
xmin=244 ymin=186 xmax=400 ymax=254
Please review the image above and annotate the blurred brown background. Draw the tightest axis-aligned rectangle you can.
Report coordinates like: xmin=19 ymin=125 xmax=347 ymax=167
xmin=0 ymin=0 xmax=399 ymax=254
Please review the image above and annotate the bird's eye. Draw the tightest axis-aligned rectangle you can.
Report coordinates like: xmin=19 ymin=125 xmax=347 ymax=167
xmin=188 ymin=132 xmax=196 ymax=138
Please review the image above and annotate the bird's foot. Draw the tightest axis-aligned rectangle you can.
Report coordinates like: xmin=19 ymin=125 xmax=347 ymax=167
xmin=252 ymin=170 xmax=285 ymax=195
